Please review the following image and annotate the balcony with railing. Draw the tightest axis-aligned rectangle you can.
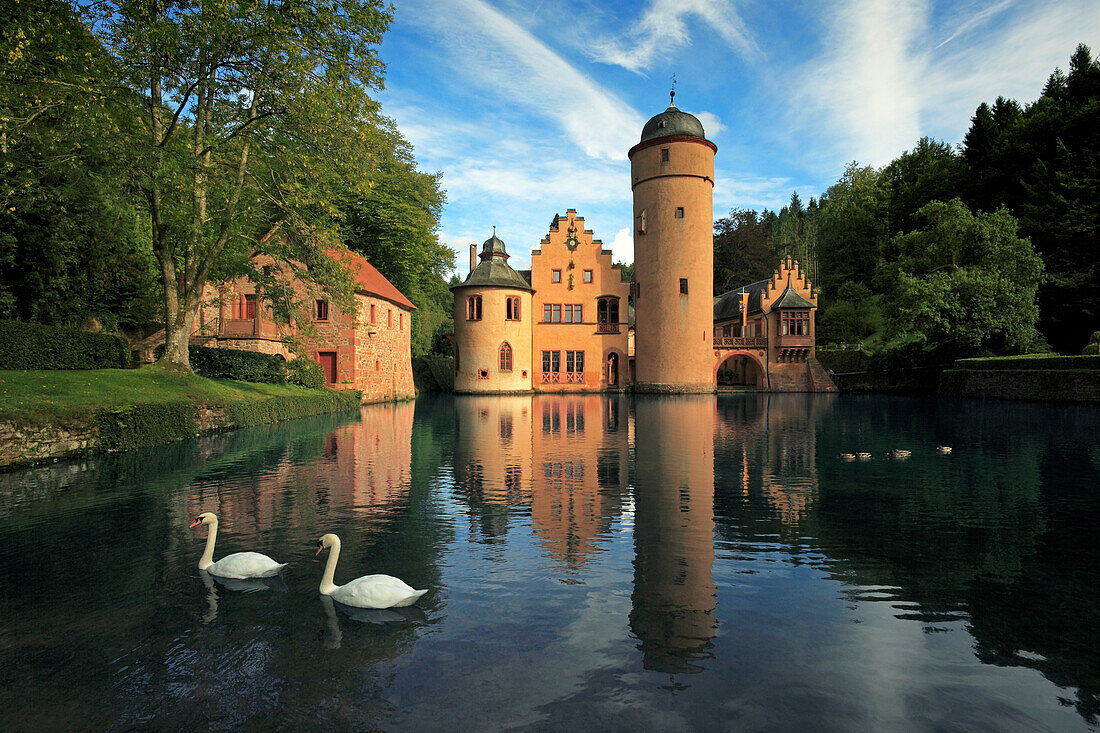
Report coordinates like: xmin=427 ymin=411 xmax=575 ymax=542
xmin=713 ymin=336 xmax=768 ymax=349
xmin=191 ymin=316 xmax=282 ymax=341
xmin=596 ymin=322 xmax=620 ymax=334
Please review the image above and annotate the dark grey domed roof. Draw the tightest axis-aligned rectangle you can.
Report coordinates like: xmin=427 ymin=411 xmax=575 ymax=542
xmin=640 ymin=103 xmax=706 ymax=143
xmin=481 ymin=233 xmax=508 ymax=258
xmin=451 ymin=230 xmax=534 ymax=292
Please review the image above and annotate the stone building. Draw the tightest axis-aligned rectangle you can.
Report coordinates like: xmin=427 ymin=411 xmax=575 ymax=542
xmin=192 ymin=240 xmax=416 ymax=403
xmin=451 ymin=96 xmax=835 ymax=394
xmin=713 ymin=255 xmax=835 ymax=392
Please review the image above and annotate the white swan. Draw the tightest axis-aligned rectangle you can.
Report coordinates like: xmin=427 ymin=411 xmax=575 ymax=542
xmin=316 ymin=533 xmax=427 ymax=609
xmin=190 ymin=512 xmax=287 ymax=579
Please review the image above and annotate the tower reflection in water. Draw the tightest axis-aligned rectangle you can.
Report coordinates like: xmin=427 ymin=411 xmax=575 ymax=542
xmin=630 ymin=395 xmax=718 ymax=674
xmin=452 ymin=394 xmax=630 ymax=570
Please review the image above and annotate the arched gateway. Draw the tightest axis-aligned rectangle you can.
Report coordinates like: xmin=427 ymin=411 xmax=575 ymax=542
xmin=713 ymin=349 xmax=767 ymax=389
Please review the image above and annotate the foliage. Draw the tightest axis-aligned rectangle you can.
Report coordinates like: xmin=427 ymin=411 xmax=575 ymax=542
xmin=881 ymin=137 xmax=966 ymax=234
xmin=612 ymin=261 xmax=635 ymax=281
xmin=0 ymin=0 xmax=159 ymax=329
xmin=95 ymin=401 xmax=198 ymax=450
xmin=816 ymin=162 xmax=888 ymax=294
xmin=712 ymin=209 xmax=779 ymax=294
xmin=286 ymin=356 xmax=325 ymax=389
xmin=340 ymin=117 xmax=453 ymax=355
xmin=961 ymin=44 xmax=1100 ymax=352
xmin=1083 ymin=331 xmax=1100 ymax=355
xmin=816 ymin=283 xmax=882 ymax=346
xmin=225 ymin=390 xmax=360 ymax=428
xmin=81 ymin=0 xmax=395 ymax=370
xmin=954 ymin=355 xmax=1100 ymax=371
xmin=188 ymin=345 xmax=286 ymax=385
xmin=879 ymin=200 xmax=1044 ymax=359
xmin=0 ymin=319 xmax=129 ymax=369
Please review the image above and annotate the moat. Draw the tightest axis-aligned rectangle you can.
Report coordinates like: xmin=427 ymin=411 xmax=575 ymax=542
xmin=1 ymin=393 xmax=1098 ymax=730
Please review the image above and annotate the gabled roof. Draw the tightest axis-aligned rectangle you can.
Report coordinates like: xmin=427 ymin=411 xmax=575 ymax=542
xmin=771 ymin=284 xmax=815 ymax=310
xmin=334 ymin=249 xmax=416 ymax=310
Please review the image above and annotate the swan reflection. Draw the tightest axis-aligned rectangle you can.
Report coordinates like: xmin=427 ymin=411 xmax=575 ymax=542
xmin=320 ymin=595 xmax=426 ymax=649
xmin=198 ymin=569 xmax=288 ymax=624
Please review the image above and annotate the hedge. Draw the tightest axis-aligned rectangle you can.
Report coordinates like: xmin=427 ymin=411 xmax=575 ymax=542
xmin=954 ymin=355 xmax=1100 ymax=371
xmin=95 ymin=401 xmax=200 ymax=451
xmin=286 ymin=356 xmax=325 ymax=389
xmin=0 ymin=320 xmax=129 ymax=370
xmin=188 ymin=344 xmax=286 ymax=384
xmin=226 ymin=390 xmax=361 ymax=428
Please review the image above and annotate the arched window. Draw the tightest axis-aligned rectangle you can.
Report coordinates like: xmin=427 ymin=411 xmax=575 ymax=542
xmin=467 ymin=295 xmax=482 ymax=321
xmin=597 ymin=297 xmax=620 ymax=333
xmin=499 ymin=342 xmax=513 ymax=372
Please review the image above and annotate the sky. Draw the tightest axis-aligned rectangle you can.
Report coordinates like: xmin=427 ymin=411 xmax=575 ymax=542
xmin=375 ymin=0 xmax=1099 ymax=277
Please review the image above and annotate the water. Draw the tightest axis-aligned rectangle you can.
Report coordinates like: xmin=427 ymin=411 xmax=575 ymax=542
xmin=1 ymin=393 xmax=1098 ymax=731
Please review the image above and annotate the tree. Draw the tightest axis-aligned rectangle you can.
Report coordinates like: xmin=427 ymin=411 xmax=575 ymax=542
xmin=340 ymin=117 xmax=453 ymax=356
xmin=816 ymin=162 xmax=888 ymax=295
xmin=0 ymin=0 xmax=158 ymax=328
xmin=880 ymin=200 xmax=1044 ymax=358
xmin=713 ymin=209 xmax=778 ymax=294
xmin=881 ymin=137 xmax=965 ymax=235
xmin=83 ymin=0 xmax=394 ymax=370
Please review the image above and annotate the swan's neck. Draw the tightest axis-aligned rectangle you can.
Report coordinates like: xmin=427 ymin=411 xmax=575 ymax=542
xmin=199 ymin=519 xmax=218 ymax=570
xmin=320 ymin=537 xmax=341 ymax=595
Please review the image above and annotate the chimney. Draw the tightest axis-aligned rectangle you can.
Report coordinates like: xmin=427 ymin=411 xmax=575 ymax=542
xmin=470 ymin=244 xmax=477 ymax=275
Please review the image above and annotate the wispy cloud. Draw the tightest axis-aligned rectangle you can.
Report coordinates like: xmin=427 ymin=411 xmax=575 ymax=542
xmin=398 ymin=0 xmax=643 ymax=159
xmin=934 ymin=0 xmax=1014 ymax=50
xmin=795 ymin=0 xmax=927 ymax=168
xmin=587 ymin=0 xmax=762 ymax=73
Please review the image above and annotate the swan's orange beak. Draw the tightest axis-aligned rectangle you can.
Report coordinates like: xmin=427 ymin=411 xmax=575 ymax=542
xmin=189 ymin=518 xmax=202 ymax=528
xmin=315 ymin=542 xmax=324 ymax=556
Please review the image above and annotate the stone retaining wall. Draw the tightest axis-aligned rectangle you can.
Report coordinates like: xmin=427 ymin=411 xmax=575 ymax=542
xmin=939 ymin=368 xmax=1100 ymax=403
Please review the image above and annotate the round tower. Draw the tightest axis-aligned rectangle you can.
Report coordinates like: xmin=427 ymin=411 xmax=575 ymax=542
xmin=629 ymin=93 xmax=716 ymax=392
xmin=451 ymin=231 xmax=533 ymax=393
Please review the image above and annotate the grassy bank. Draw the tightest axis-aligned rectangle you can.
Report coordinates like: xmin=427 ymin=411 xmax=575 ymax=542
xmin=0 ymin=367 xmax=359 ymax=425
xmin=0 ymin=367 xmax=362 ymax=467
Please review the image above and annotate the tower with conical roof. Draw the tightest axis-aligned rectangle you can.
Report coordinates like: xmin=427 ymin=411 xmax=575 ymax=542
xmin=451 ymin=230 xmax=534 ymax=393
xmin=629 ymin=92 xmax=716 ymax=392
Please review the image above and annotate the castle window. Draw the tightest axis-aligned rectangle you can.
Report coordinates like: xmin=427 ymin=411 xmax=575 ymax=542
xmin=782 ymin=310 xmax=809 ymax=336
xmin=680 ymin=278 xmax=688 ymax=295
xmin=597 ymin=297 xmax=619 ymax=333
xmin=506 ymin=296 xmax=521 ymax=321
xmin=467 ymin=295 xmax=482 ymax=321
xmin=388 ymin=309 xmax=392 ymax=328
xmin=244 ymin=294 xmax=258 ymax=320
xmin=552 ymin=269 xmax=562 ymax=283
xmin=314 ymin=299 xmax=329 ymax=321
xmin=553 ymin=304 xmax=562 ymax=323
xmin=661 ymin=148 xmax=669 ymax=162
xmin=675 ymin=207 xmax=684 ymax=218
xmin=399 ymin=312 xmax=403 ymax=331
xmin=479 ymin=369 xmax=489 ymax=379
xmin=566 ymin=350 xmax=584 ymax=375
xmin=370 ymin=303 xmax=376 ymax=324
xmin=543 ymin=303 xmax=552 ymax=322
xmin=499 ymin=342 xmax=513 ymax=372
xmin=583 ymin=270 xmax=592 ymax=283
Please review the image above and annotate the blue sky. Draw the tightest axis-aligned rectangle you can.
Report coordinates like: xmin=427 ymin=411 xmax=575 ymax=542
xmin=376 ymin=0 xmax=1099 ymax=276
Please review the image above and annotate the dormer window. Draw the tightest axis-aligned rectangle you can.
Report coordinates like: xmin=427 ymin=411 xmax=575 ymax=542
xmin=657 ymin=120 xmax=666 ymax=129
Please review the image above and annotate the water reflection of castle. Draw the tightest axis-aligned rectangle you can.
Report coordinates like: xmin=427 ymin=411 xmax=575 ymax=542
xmin=450 ymin=393 xmax=833 ymax=674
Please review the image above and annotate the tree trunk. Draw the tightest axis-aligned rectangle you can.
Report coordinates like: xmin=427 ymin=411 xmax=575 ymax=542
xmin=160 ymin=305 xmax=196 ymax=370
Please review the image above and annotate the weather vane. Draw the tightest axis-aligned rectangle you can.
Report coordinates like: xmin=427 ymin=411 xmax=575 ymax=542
xmin=670 ymin=73 xmax=677 ymax=106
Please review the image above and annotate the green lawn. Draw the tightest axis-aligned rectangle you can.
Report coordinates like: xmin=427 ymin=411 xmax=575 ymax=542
xmin=0 ymin=366 xmax=335 ymax=424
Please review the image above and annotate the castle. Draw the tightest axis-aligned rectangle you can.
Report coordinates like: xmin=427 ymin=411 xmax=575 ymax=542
xmin=452 ymin=95 xmax=836 ymax=395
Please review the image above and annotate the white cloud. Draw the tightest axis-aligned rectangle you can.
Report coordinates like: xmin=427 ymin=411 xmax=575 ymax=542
xmin=587 ymin=0 xmax=762 ymax=73
xmin=934 ymin=0 xmax=1014 ymax=50
xmin=608 ymin=227 xmax=633 ymax=264
xmin=795 ymin=0 xmax=927 ymax=168
xmin=399 ymin=0 xmax=643 ymax=160
xmin=695 ymin=111 xmax=725 ymax=138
